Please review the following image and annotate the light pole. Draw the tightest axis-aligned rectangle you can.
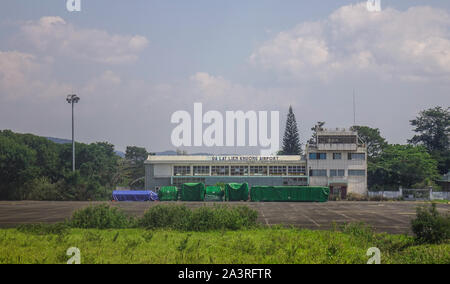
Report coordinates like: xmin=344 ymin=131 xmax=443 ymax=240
xmin=66 ymin=94 xmax=80 ymax=172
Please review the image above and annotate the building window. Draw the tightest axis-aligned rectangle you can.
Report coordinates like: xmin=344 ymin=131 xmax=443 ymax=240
xmin=269 ymin=166 xmax=287 ymax=176
xmin=250 ymin=166 xmax=267 ymax=176
xmin=285 ymin=177 xmax=308 ymax=186
xmin=309 ymin=169 xmax=327 ymax=176
xmin=211 ymin=166 xmax=229 ymax=176
xmin=174 ymin=166 xmax=190 ymax=176
xmin=348 ymin=153 xmax=365 ymax=160
xmin=193 ymin=165 xmax=209 ymax=176
xmin=348 ymin=170 xmax=366 ymax=176
xmin=172 ymin=177 xmax=205 ymax=187
xmin=231 ymin=166 xmax=248 ymax=176
xmin=288 ymin=165 xmax=306 ymax=176
xmin=309 ymin=153 xmax=327 ymax=160
xmin=318 ymin=135 xmax=357 ymax=144
xmin=330 ymin=169 xmax=345 ymax=177
xmin=333 ymin=153 xmax=342 ymax=160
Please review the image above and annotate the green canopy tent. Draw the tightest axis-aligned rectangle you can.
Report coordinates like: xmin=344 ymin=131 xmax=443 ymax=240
xmin=158 ymin=186 xmax=178 ymax=201
xmin=180 ymin=183 xmax=206 ymax=201
xmin=225 ymin=183 xmax=249 ymax=201
xmin=205 ymin=186 xmax=224 ymax=201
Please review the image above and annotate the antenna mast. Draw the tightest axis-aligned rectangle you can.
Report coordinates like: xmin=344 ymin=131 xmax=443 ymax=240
xmin=353 ymin=89 xmax=356 ymax=126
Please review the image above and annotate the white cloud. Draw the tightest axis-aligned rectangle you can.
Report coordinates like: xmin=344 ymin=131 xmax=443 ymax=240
xmin=189 ymin=72 xmax=281 ymax=109
xmin=0 ymin=50 xmax=72 ymax=100
xmin=20 ymin=16 xmax=149 ymax=64
xmin=250 ymin=3 xmax=450 ymax=82
xmin=190 ymin=72 xmax=231 ymax=98
xmin=0 ymin=51 xmax=36 ymax=95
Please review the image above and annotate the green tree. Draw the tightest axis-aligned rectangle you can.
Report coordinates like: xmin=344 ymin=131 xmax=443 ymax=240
xmin=308 ymin=121 xmax=325 ymax=145
xmin=408 ymin=106 xmax=450 ymax=174
xmin=350 ymin=125 xmax=387 ymax=160
xmin=280 ymin=106 xmax=302 ymax=155
xmin=0 ymin=134 xmax=37 ymax=199
xmin=124 ymin=146 xmax=151 ymax=188
xmin=1 ymin=130 xmax=61 ymax=182
xmin=59 ymin=141 xmax=119 ymax=186
xmin=369 ymin=144 xmax=439 ymax=189
xmin=0 ymin=130 xmax=119 ymax=201
xmin=125 ymin=146 xmax=149 ymax=164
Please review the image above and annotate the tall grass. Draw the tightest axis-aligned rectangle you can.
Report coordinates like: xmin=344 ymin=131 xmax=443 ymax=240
xmin=2 ymin=227 xmax=449 ymax=264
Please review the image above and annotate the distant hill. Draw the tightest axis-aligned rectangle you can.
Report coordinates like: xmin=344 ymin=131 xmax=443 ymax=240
xmin=45 ymin=136 xmax=125 ymax=158
xmin=46 ymin=137 xmax=72 ymax=144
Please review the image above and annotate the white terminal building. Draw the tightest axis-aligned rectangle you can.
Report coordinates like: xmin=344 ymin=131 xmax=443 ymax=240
xmin=145 ymin=128 xmax=367 ymax=198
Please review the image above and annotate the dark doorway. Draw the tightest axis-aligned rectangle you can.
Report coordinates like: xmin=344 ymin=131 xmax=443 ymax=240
xmin=329 ymin=185 xmax=347 ymax=200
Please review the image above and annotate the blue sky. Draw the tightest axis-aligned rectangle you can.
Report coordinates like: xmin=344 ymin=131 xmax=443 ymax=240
xmin=0 ymin=1 xmax=449 ymax=153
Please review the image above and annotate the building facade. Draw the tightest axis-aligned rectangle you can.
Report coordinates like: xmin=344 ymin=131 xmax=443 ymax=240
xmin=145 ymin=155 xmax=308 ymax=189
xmin=306 ymin=129 xmax=367 ymax=198
xmin=145 ymin=128 xmax=367 ymax=197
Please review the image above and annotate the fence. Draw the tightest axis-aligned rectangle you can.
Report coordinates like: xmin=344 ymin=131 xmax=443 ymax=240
xmin=368 ymin=187 xmax=450 ymax=201
xmin=368 ymin=190 xmax=402 ymax=199
xmin=431 ymin=191 xmax=450 ymax=200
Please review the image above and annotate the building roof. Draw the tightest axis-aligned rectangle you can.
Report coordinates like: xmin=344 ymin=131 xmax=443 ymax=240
xmin=317 ymin=128 xmax=357 ymax=136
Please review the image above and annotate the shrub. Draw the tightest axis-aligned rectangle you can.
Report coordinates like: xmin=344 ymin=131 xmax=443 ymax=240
xmin=69 ymin=204 xmax=133 ymax=229
xmin=189 ymin=205 xmax=258 ymax=231
xmin=411 ymin=203 xmax=450 ymax=244
xmin=232 ymin=206 xmax=259 ymax=228
xmin=190 ymin=206 xmax=216 ymax=231
xmin=138 ymin=204 xmax=193 ymax=230
xmin=138 ymin=204 xmax=258 ymax=231
xmin=25 ymin=178 xmax=63 ymax=201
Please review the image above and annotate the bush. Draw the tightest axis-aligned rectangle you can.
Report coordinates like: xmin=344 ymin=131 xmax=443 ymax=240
xmin=138 ymin=204 xmax=258 ymax=231
xmin=189 ymin=205 xmax=258 ymax=231
xmin=138 ymin=204 xmax=193 ymax=230
xmin=69 ymin=204 xmax=133 ymax=229
xmin=411 ymin=203 xmax=450 ymax=244
xmin=25 ymin=178 xmax=64 ymax=201
xmin=232 ymin=206 xmax=259 ymax=228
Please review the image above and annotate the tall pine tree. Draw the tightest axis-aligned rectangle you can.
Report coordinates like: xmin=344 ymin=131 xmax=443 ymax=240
xmin=281 ymin=106 xmax=302 ymax=155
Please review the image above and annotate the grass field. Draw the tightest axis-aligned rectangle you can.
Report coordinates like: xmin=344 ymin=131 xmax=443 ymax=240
xmin=1 ymin=226 xmax=448 ymax=264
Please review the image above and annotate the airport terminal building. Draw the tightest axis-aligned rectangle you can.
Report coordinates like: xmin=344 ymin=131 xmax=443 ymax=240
xmin=145 ymin=129 xmax=367 ymax=197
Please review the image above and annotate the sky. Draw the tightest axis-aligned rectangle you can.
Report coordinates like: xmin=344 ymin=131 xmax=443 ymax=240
xmin=0 ymin=0 xmax=449 ymax=154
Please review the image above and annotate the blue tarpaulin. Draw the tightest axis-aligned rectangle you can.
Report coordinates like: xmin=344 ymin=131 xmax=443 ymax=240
xmin=112 ymin=190 xmax=159 ymax=201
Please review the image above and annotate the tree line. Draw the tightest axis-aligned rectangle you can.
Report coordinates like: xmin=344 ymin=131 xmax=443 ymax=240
xmin=280 ymin=106 xmax=449 ymax=190
xmin=0 ymin=130 xmax=150 ymax=200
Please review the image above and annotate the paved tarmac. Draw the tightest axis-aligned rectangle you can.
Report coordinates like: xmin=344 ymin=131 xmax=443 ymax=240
xmin=0 ymin=201 xmax=448 ymax=234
